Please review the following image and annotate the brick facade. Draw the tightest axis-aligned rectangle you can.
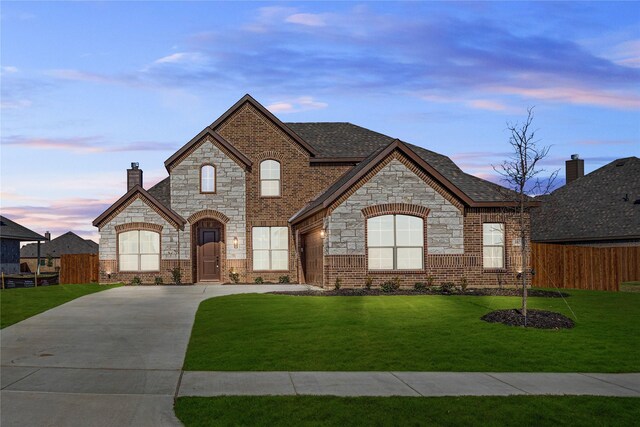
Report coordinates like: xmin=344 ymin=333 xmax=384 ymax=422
xmin=96 ymin=96 xmax=531 ymax=287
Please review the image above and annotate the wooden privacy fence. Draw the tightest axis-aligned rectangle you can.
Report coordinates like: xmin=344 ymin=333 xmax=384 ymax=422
xmin=532 ymin=243 xmax=640 ymax=292
xmin=59 ymin=254 xmax=99 ymax=284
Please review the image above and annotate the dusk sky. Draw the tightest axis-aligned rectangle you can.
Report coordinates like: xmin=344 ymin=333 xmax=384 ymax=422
xmin=1 ymin=1 xmax=639 ymax=242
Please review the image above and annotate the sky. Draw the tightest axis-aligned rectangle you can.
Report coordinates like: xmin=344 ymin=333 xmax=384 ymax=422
xmin=1 ymin=1 xmax=639 ymax=242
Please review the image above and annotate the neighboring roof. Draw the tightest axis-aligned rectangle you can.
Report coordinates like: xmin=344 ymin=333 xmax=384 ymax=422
xmin=93 ymin=185 xmax=186 ymax=230
xmin=0 ymin=215 xmax=46 ymax=241
xmin=290 ymin=139 xmax=520 ymax=224
xmin=164 ymin=128 xmax=253 ymax=172
xmin=531 ymin=157 xmax=640 ymax=243
xmin=286 ymin=122 xmax=394 ymax=160
xmin=147 ymin=177 xmax=171 ymax=209
xmin=21 ymin=232 xmax=98 ymax=258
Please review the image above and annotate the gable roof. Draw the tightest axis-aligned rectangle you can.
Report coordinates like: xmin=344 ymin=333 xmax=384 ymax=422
xmin=164 ymin=94 xmax=317 ymax=172
xmin=21 ymin=232 xmax=98 ymax=258
xmin=93 ymin=185 xmax=186 ymax=230
xmin=531 ymin=157 xmax=640 ymax=243
xmin=164 ymin=128 xmax=253 ymax=172
xmin=290 ymin=139 xmax=521 ymax=224
xmin=0 ymin=215 xmax=47 ymax=241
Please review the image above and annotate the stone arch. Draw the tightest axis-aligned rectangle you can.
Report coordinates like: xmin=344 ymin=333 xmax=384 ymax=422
xmin=188 ymin=209 xmax=230 ymax=224
xmin=361 ymin=203 xmax=430 ymax=219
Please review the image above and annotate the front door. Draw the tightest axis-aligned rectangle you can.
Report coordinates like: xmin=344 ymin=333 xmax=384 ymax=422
xmin=198 ymin=228 xmax=221 ymax=281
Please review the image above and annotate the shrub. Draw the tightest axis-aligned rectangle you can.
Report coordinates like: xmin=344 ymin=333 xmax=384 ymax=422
xmin=46 ymin=255 xmax=53 ymax=267
xmin=364 ymin=276 xmax=373 ymax=290
xmin=254 ymin=276 xmax=264 ymax=284
xmin=154 ymin=277 xmax=163 ymax=285
xmin=130 ymin=276 xmax=142 ymax=286
xmin=426 ymin=276 xmax=435 ymax=287
xmin=171 ymin=267 xmax=182 ymax=286
xmin=278 ymin=275 xmax=290 ymax=284
xmin=441 ymin=282 xmax=455 ymax=293
xmin=460 ymin=277 xmax=468 ymax=292
xmin=414 ymin=282 xmax=427 ymax=291
xmin=229 ymin=269 xmax=240 ymax=284
xmin=335 ymin=278 xmax=342 ymax=290
xmin=381 ymin=277 xmax=400 ymax=293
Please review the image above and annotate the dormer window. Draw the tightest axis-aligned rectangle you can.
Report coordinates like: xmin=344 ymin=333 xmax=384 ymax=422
xmin=201 ymin=164 xmax=216 ymax=193
xmin=260 ymin=160 xmax=281 ymax=197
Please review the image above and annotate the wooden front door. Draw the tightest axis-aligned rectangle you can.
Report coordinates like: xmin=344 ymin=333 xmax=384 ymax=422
xmin=198 ymin=228 xmax=221 ymax=281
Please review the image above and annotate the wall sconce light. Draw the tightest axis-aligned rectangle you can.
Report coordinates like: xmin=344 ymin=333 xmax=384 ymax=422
xmin=233 ymin=237 xmax=239 ymax=249
xmin=106 ymin=271 xmax=111 ymax=279
xmin=320 ymin=229 xmax=326 ymax=239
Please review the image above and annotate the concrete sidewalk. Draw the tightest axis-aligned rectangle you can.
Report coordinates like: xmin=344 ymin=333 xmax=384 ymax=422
xmin=178 ymin=371 xmax=640 ymax=397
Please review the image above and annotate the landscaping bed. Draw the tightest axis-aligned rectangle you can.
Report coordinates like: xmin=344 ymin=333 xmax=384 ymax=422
xmin=481 ymin=309 xmax=575 ymax=329
xmin=269 ymin=288 xmax=569 ymax=298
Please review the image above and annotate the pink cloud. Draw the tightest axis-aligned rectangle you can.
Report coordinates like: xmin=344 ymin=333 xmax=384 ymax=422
xmin=2 ymin=135 xmax=177 ymax=154
xmin=267 ymin=96 xmax=328 ymax=113
xmin=490 ymin=85 xmax=640 ymax=110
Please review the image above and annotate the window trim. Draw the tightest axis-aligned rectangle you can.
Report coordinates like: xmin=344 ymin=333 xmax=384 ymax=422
xmin=259 ymin=159 xmax=281 ymax=198
xmin=117 ymin=229 xmax=161 ymax=273
xmin=251 ymin=226 xmax=289 ymax=272
xmin=200 ymin=163 xmax=216 ymax=194
xmin=366 ymin=214 xmax=425 ymax=272
xmin=482 ymin=222 xmax=506 ymax=270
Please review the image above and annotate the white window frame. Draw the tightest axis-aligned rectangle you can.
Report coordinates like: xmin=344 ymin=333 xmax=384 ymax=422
xmin=483 ymin=223 xmax=505 ymax=269
xmin=252 ymin=226 xmax=288 ymax=271
xmin=118 ymin=230 xmax=160 ymax=272
xmin=201 ymin=164 xmax=215 ymax=193
xmin=260 ymin=160 xmax=281 ymax=197
xmin=367 ymin=214 xmax=424 ymax=271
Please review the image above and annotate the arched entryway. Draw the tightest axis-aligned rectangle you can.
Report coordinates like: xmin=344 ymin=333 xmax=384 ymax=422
xmin=188 ymin=210 xmax=229 ymax=283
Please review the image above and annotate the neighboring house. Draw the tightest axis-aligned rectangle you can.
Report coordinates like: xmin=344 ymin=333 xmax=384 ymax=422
xmin=0 ymin=215 xmax=47 ymax=274
xmin=532 ymin=156 xmax=640 ymax=246
xmin=21 ymin=231 xmax=99 ymax=273
xmin=94 ymin=94 xmax=531 ymax=287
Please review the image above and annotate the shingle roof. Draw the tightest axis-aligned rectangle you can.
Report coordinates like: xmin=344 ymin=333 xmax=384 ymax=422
xmin=285 ymin=122 xmax=394 ymax=158
xmin=21 ymin=232 xmax=98 ymax=258
xmin=0 ymin=215 xmax=46 ymax=241
xmin=531 ymin=157 xmax=640 ymax=243
xmin=148 ymin=177 xmax=171 ymax=209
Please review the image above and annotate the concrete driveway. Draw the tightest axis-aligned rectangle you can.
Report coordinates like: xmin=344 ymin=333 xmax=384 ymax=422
xmin=0 ymin=284 xmax=311 ymax=427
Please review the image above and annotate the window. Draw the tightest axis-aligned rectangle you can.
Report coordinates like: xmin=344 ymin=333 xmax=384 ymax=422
xmin=118 ymin=230 xmax=160 ymax=272
xmin=252 ymin=226 xmax=288 ymax=270
xmin=39 ymin=259 xmax=46 ymax=266
xmin=260 ymin=160 xmax=281 ymax=197
xmin=367 ymin=215 xmax=424 ymax=270
xmin=483 ymin=223 xmax=505 ymax=269
xmin=201 ymin=165 xmax=215 ymax=193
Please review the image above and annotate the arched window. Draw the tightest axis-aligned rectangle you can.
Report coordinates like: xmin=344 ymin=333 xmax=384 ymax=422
xmin=118 ymin=230 xmax=160 ymax=272
xmin=260 ymin=160 xmax=281 ymax=197
xmin=201 ymin=164 xmax=216 ymax=193
xmin=367 ymin=215 xmax=424 ymax=270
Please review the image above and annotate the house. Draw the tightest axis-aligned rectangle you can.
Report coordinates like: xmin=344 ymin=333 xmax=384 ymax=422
xmin=0 ymin=215 xmax=48 ymax=274
xmin=531 ymin=156 xmax=640 ymax=246
xmin=94 ymin=94 xmax=531 ymax=288
xmin=21 ymin=231 xmax=99 ymax=273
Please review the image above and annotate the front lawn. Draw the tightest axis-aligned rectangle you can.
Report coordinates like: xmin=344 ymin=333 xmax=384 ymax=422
xmin=0 ymin=283 xmax=121 ymax=328
xmin=184 ymin=290 xmax=640 ymax=372
xmin=175 ymin=396 xmax=640 ymax=427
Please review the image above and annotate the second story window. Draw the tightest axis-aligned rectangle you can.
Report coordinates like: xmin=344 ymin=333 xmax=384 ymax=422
xmin=201 ymin=164 xmax=216 ymax=193
xmin=260 ymin=160 xmax=281 ymax=197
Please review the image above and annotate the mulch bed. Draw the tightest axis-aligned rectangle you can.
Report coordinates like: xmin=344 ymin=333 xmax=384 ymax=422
xmin=481 ymin=309 xmax=575 ymax=329
xmin=268 ymin=288 xmax=569 ymax=298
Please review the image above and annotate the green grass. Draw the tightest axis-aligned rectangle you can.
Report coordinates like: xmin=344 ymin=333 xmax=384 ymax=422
xmin=184 ymin=290 xmax=640 ymax=372
xmin=175 ymin=396 xmax=640 ymax=427
xmin=621 ymin=281 xmax=640 ymax=293
xmin=0 ymin=283 xmax=121 ymax=328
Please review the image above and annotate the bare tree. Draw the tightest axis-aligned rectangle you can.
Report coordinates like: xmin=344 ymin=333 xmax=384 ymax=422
xmin=493 ymin=107 xmax=558 ymax=326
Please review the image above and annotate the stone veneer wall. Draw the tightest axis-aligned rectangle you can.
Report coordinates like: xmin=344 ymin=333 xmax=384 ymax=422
xmin=326 ymin=159 xmax=464 ymax=256
xmin=98 ymin=197 xmax=189 ymax=283
xmin=170 ymin=137 xmax=247 ymax=264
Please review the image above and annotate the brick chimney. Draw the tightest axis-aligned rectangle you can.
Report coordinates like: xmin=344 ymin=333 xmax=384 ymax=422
xmin=127 ymin=162 xmax=143 ymax=191
xmin=565 ymin=154 xmax=584 ymax=185
xmin=45 ymin=231 xmax=51 ymax=241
